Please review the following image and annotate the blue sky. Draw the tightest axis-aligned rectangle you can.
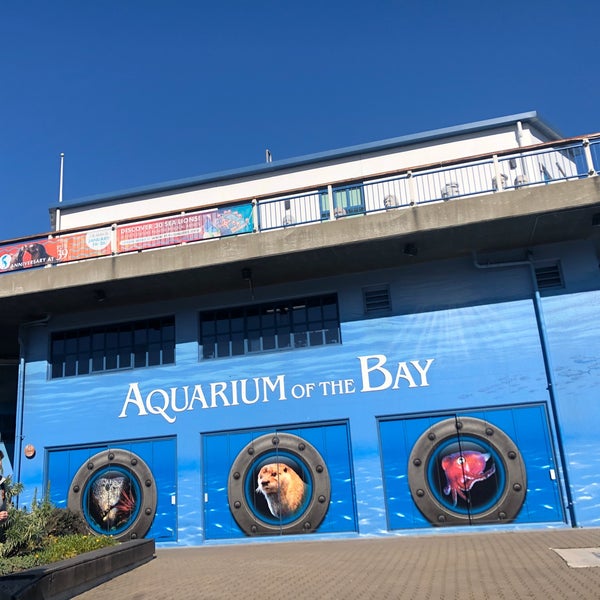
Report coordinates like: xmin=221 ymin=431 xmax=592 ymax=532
xmin=1 ymin=1 xmax=599 ymax=241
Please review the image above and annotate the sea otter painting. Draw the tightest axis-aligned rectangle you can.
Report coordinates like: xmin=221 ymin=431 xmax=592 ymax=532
xmin=256 ymin=463 xmax=306 ymax=518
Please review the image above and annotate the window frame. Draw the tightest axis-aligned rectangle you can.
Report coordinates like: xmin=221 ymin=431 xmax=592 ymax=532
xmin=320 ymin=183 xmax=365 ymax=220
xmin=50 ymin=316 xmax=175 ymax=379
xmin=199 ymin=294 xmax=341 ymax=360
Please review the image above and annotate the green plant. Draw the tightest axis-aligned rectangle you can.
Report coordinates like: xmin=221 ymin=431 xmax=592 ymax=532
xmin=0 ymin=553 xmax=42 ymax=575
xmin=1 ymin=476 xmax=23 ymax=505
xmin=0 ymin=480 xmax=118 ymax=576
xmin=44 ymin=507 xmax=88 ymax=537
xmin=38 ymin=534 xmax=117 ymax=563
xmin=0 ymin=498 xmax=53 ymax=558
xmin=0 ymin=535 xmax=117 ymax=575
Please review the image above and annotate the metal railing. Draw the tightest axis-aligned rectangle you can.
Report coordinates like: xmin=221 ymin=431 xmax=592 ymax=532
xmin=1 ymin=135 xmax=599 ymax=275
xmin=258 ymin=137 xmax=597 ymax=230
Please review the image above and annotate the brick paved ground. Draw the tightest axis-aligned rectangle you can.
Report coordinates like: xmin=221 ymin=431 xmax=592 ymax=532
xmin=74 ymin=528 xmax=600 ymax=600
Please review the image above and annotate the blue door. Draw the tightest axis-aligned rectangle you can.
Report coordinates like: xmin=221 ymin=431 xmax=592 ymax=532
xmin=46 ymin=436 xmax=177 ymax=541
xmin=203 ymin=421 xmax=357 ymax=540
xmin=379 ymin=404 xmax=565 ymax=529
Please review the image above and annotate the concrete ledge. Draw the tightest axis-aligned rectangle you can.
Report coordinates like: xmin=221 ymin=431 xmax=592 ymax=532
xmin=0 ymin=538 xmax=155 ymax=600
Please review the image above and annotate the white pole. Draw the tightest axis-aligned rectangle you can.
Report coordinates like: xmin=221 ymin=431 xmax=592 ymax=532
xmin=56 ymin=153 xmax=65 ymax=232
xmin=59 ymin=152 xmax=65 ymax=203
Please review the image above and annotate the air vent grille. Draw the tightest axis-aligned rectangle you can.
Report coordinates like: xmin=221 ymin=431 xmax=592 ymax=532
xmin=535 ymin=263 xmax=563 ymax=290
xmin=364 ymin=286 xmax=391 ymax=315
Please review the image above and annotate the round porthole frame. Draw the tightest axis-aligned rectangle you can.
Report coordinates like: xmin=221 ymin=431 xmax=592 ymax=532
xmin=408 ymin=417 xmax=527 ymax=526
xmin=67 ymin=449 xmax=157 ymax=541
xmin=227 ymin=433 xmax=331 ymax=536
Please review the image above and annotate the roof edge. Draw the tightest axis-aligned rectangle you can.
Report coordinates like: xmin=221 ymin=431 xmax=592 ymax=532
xmin=55 ymin=111 xmax=561 ymax=211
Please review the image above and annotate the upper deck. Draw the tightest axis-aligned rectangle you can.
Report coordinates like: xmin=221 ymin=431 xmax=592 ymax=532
xmin=1 ymin=113 xmax=600 ymax=358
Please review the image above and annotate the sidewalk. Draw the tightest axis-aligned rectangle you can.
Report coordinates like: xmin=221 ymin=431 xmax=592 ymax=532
xmin=74 ymin=528 xmax=600 ymax=600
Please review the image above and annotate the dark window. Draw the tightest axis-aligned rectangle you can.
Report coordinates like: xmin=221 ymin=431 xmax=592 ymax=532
xmin=50 ymin=316 xmax=175 ymax=378
xmin=199 ymin=294 xmax=340 ymax=359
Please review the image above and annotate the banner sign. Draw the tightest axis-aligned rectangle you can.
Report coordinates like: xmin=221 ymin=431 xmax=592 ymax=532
xmin=0 ymin=228 xmax=113 ymax=273
xmin=116 ymin=203 xmax=254 ymax=252
xmin=0 ymin=203 xmax=253 ymax=273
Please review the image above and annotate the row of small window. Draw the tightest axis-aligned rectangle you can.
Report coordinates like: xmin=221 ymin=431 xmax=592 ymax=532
xmin=50 ymin=294 xmax=341 ymax=378
xmin=199 ymin=294 xmax=340 ymax=359
xmin=50 ymin=317 xmax=176 ymax=378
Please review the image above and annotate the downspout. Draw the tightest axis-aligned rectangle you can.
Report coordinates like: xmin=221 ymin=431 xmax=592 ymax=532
xmin=516 ymin=120 xmax=525 ymax=148
xmin=515 ymin=121 xmax=529 ymax=182
xmin=14 ymin=335 xmax=26 ymax=504
xmin=14 ymin=314 xmax=51 ymax=506
xmin=472 ymin=252 xmax=577 ymax=527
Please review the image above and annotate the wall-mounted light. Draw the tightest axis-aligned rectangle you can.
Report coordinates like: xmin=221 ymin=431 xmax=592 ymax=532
xmin=242 ymin=268 xmax=254 ymax=299
xmin=93 ymin=290 xmax=106 ymax=303
xmin=403 ymin=243 xmax=418 ymax=257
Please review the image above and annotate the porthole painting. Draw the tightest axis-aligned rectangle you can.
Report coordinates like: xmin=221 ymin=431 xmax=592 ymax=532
xmin=379 ymin=405 xmax=563 ymax=529
xmin=47 ymin=438 xmax=177 ymax=542
xmin=67 ymin=449 xmax=157 ymax=541
xmin=204 ymin=423 xmax=356 ymax=539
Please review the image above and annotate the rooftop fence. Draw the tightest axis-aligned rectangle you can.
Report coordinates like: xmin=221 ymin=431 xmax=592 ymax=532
xmin=1 ymin=135 xmax=599 ymax=274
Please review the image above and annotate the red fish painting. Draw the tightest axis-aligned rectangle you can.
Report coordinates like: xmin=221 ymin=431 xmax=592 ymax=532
xmin=441 ymin=450 xmax=496 ymax=505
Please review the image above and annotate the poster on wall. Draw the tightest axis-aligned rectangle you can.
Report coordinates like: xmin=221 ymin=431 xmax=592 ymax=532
xmin=116 ymin=203 xmax=254 ymax=252
xmin=0 ymin=203 xmax=254 ymax=273
xmin=0 ymin=228 xmax=113 ymax=273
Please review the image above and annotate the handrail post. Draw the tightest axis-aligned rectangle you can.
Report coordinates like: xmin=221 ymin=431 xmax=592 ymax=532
xmin=407 ymin=171 xmax=415 ymax=206
xmin=582 ymin=138 xmax=596 ymax=176
xmin=111 ymin=224 xmax=118 ymax=255
xmin=492 ymin=154 xmax=504 ymax=191
xmin=252 ymin=199 xmax=259 ymax=232
xmin=328 ymin=185 xmax=336 ymax=220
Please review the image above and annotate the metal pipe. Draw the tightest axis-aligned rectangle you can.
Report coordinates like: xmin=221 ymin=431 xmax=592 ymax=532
xmin=58 ymin=153 xmax=65 ymax=204
xmin=14 ymin=314 xmax=51 ymax=506
xmin=13 ymin=336 xmax=26 ymax=505
xmin=515 ymin=121 xmax=529 ymax=181
xmin=472 ymin=252 xmax=577 ymax=527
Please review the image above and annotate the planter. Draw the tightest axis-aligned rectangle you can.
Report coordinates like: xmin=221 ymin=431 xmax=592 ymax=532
xmin=0 ymin=538 xmax=154 ymax=600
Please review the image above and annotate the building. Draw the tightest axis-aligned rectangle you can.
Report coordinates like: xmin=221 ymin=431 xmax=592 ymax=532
xmin=1 ymin=112 xmax=599 ymax=545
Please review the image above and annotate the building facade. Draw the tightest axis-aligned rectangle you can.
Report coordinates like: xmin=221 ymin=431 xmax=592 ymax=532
xmin=1 ymin=112 xmax=600 ymax=546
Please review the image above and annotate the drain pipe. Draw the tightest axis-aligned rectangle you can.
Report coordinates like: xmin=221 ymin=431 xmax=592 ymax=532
xmin=14 ymin=335 xmax=26 ymax=504
xmin=472 ymin=252 xmax=577 ymax=527
xmin=515 ymin=120 xmax=530 ymax=182
xmin=14 ymin=314 xmax=51 ymax=505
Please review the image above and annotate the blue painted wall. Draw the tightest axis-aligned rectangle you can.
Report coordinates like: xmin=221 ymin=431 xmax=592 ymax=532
xmin=13 ymin=247 xmax=600 ymax=544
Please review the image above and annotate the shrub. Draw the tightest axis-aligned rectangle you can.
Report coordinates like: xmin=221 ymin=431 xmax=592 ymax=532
xmin=44 ymin=508 xmax=88 ymax=537
xmin=0 ymin=479 xmax=118 ymax=576
xmin=0 ymin=535 xmax=117 ymax=575
xmin=0 ymin=553 xmax=42 ymax=575
xmin=0 ymin=497 xmax=52 ymax=558
xmin=2 ymin=476 xmax=23 ymax=505
xmin=38 ymin=534 xmax=117 ymax=563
